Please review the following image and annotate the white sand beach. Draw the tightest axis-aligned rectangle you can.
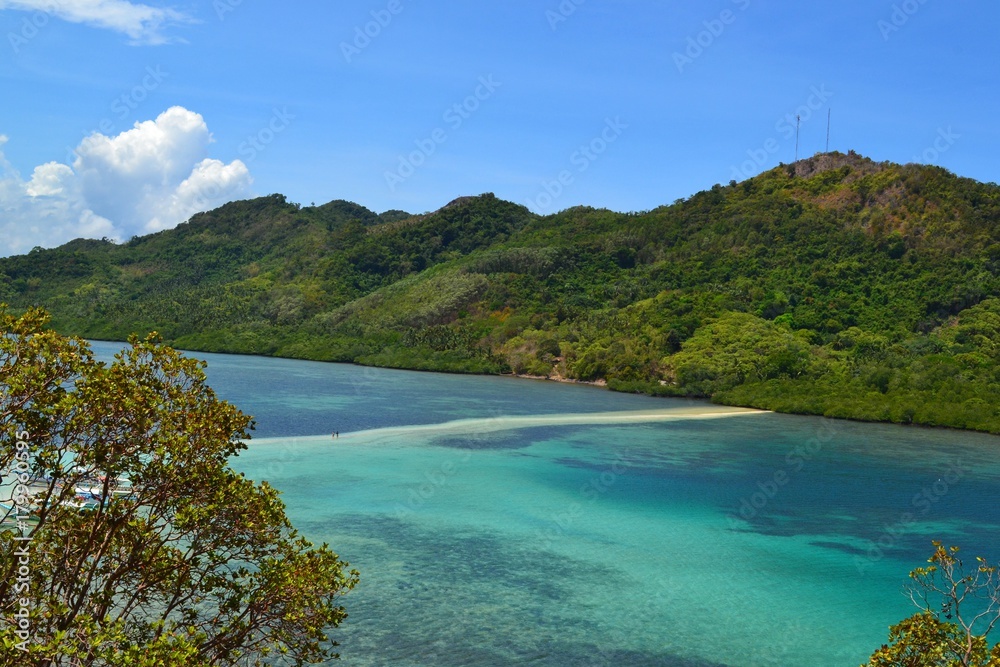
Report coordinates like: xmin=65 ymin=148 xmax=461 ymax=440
xmin=250 ymin=406 xmax=771 ymax=447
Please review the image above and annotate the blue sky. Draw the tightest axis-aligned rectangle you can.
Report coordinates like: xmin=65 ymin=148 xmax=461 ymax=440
xmin=0 ymin=0 xmax=998 ymax=256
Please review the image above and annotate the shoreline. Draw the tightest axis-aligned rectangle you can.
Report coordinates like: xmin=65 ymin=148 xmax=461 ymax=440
xmin=512 ymin=372 xmax=607 ymax=388
xmin=83 ymin=338 xmax=1000 ymax=439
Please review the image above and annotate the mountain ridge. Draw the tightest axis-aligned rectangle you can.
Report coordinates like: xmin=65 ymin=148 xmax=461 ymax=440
xmin=5 ymin=151 xmax=1000 ymax=434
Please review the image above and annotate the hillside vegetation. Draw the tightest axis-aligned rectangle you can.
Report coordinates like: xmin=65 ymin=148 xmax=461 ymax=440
xmin=5 ymin=152 xmax=1000 ymax=433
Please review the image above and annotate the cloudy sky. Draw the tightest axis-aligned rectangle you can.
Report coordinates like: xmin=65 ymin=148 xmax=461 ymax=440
xmin=1 ymin=1 xmax=998 ymax=256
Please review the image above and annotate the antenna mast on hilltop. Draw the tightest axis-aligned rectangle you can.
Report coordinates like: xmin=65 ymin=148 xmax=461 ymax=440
xmin=826 ymin=109 xmax=831 ymax=153
xmin=794 ymin=114 xmax=801 ymax=162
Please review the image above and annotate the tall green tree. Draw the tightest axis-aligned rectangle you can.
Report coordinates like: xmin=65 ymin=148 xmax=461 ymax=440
xmin=863 ymin=543 xmax=1000 ymax=667
xmin=0 ymin=308 xmax=358 ymax=666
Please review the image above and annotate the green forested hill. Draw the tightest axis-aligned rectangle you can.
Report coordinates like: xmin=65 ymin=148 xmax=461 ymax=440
xmin=5 ymin=152 xmax=1000 ymax=433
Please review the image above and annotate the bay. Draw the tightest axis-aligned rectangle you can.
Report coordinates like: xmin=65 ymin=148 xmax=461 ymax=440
xmin=89 ymin=341 xmax=1000 ymax=666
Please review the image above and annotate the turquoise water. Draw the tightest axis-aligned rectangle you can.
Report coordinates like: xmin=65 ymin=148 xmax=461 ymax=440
xmin=89 ymin=342 xmax=1000 ymax=666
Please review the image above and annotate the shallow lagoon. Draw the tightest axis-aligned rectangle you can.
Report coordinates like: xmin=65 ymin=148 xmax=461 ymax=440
xmin=90 ymin=342 xmax=1000 ymax=666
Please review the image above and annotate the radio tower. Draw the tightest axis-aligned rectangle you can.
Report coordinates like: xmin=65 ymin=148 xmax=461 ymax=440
xmin=794 ymin=114 xmax=801 ymax=162
xmin=826 ymin=109 xmax=831 ymax=153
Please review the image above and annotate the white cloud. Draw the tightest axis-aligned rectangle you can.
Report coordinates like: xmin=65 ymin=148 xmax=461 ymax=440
xmin=26 ymin=162 xmax=74 ymax=196
xmin=0 ymin=106 xmax=252 ymax=257
xmin=0 ymin=0 xmax=193 ymax=44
